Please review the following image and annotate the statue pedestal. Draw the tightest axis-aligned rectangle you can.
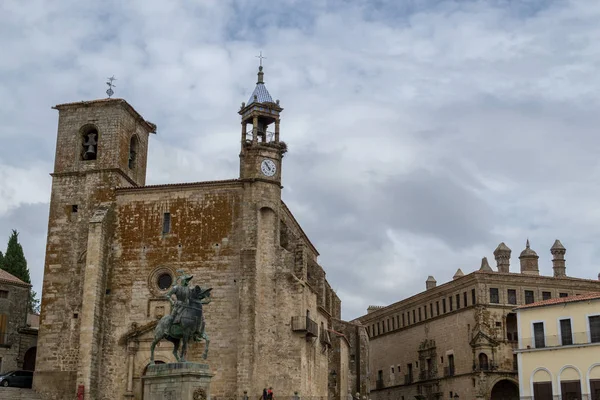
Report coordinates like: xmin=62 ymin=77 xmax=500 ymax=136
xmin=143 ymin=362 xmax=213 ymax=400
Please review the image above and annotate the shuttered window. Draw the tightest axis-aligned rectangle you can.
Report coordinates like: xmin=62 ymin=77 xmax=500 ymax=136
xmin=560 ymin=319 xmax=573 ymax=345
xmin=533 ymin=322 xmax=545 ymax=348
xmin=590 ymin=315 xmax=600 ymax=343
xmin=0 ymin=314 xmax=7 ymax=345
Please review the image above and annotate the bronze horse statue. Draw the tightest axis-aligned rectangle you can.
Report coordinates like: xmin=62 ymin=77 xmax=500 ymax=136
xmin=150 ymin=285 xmax=211 ymax=364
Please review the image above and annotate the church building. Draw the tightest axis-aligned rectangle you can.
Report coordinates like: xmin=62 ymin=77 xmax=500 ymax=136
xmin=34 ymin=66 xmax=368 ymax=400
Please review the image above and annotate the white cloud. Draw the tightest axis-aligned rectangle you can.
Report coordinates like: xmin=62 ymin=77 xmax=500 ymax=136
xmin=2 ymin=0 xmax=600 ymax=319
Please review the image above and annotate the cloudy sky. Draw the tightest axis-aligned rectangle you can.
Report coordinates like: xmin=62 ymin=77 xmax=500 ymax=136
xmin=2 ymin=0 xmax=600 ymax=320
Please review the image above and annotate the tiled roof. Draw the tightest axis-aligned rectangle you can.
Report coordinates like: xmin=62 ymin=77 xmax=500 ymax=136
xmin=247 ymin=83 xmax=274 ymax=105
xmin=53 ymin=98 xmax=157 ymax=133
xmin=0 ymin=269 xmax=29 ymax=287
xmin=116 ymin=179 xmax=241 ymax=192
xmin=515 ymin=292 xmax=600 ymax=310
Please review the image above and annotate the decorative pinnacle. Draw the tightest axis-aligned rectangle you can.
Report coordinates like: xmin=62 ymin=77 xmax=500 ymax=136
xmin=106 ymin=75 xmax=117 ymax=98
xmin=526 ymin=238 xmax=530 ymax=249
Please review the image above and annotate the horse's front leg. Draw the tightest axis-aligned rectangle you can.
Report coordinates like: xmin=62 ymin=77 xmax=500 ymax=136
xmin=172 ymin=338 xmax=180 ymax=362
xmin=180 ymin=335 xmax=188 ymax=362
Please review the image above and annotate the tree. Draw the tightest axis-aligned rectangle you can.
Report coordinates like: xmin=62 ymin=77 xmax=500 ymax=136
xmin=3 ymin=230 xmax=30 ymax=284
xmin=2 ymin=230 xmax=39 ymax=313
xmin=0 ymin=250 xmax=4 ymax=270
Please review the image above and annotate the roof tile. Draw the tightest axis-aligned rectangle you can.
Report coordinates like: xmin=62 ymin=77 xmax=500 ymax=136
xmin=515 ymin=292 xmax=600 ymax=310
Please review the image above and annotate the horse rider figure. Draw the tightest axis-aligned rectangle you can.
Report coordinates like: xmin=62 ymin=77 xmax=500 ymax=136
xmin=166 ymin=272 xmax=207 ymax=341
xmin=166 ymin=272 xmax=193 ymax=326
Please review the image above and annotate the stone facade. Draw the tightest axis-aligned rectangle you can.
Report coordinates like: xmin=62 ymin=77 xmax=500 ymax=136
xmin=359 ymin=242 xmax=600 ymax=400
xmin=0 ymin=270 xmax=38 ymax=373
xmin=34 ymin=68 xmax=365 ymax=400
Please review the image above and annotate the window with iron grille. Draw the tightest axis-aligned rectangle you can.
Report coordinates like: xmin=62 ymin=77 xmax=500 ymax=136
xmin=507 ymin=289 xmax=516 ymax=305
xmin=542 ymin=291 xmax=551 ymax=301
xmin=489 ymin=288 xmax=499 ymax=304
xmin=525 ymin=290 xmax=535 ymax=305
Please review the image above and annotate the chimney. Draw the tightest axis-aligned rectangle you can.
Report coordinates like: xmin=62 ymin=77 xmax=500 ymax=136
xmin=453 ymin=268 xmax=464 ymax=279
xmin=551 ymin=239 xmax=566 ymax=277
xmin=426 ymin=276 xmax=437 ymax=290
xmin=519 ymin=239 xmax=539 ymax=275
xmin=493 ymin=242 xmax=511 ymax=273
xmin=479 ymin=257 xmax=493 ymax=272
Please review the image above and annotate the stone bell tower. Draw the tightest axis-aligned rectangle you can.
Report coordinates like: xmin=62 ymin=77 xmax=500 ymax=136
xmin=238 ymin=65 xmax=286 ymax=185
xmin=35 ymin=98 xmax=156 ymax=399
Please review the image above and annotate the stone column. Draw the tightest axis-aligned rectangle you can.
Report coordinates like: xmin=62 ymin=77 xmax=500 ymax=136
xmin=275 ymin=120 xmax=280 ymax=143
xmin=241 ymin=123 xmax=247 ymax=144
xmin=124 ymin=340 xmax=138 ymax=398
xmin=252 ymin=116 xmax=258 ymax=143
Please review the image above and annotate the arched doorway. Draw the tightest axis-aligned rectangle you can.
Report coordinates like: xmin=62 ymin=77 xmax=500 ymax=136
xmin=490 ymin=379 xmax=519 ymax=400
xmin=23 ymin=347 xmax=37 ymax=371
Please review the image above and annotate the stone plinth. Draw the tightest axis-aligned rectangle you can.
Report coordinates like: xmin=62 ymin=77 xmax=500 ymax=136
xmin=143 ymin=362 xmax=212 ymax=400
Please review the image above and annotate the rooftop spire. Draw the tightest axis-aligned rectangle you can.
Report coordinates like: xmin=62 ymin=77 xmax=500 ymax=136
xmin=257 ymin=66 xmax=264 ymax=84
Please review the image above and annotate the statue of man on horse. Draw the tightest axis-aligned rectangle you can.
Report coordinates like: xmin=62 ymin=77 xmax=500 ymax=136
xmin=150 ymin=271 xmax=212 ymax=364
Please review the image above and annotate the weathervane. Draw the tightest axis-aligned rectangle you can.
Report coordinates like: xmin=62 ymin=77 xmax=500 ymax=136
xmin=255 ymin=51 xmax=266 ymax=67
xmin=106 ymin=76 xmax=117 ymax=98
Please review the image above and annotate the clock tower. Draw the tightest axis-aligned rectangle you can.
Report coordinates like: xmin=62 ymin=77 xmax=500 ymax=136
xmin=238 ymin=65 xmax=286 ymax=185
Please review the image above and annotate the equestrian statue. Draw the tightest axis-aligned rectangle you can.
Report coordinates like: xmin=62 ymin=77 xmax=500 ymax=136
xmin=150 ymin=271 xmax=212 ymax=364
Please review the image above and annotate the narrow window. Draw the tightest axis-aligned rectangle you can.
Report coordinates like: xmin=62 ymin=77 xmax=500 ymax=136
xmin=590 ymin=315 xmax=600 ymax=343
xmin=387 ymin=319 xmax=390 ymax=332
xmin=560 ymin=319 xmax=573 ymax=345
xmin=424 ymin=306 xmax=428 ymax=319
xmin=533 ymin=322 xmax=545 ymax=348
xmin=430 ymin=303 xmax=433 ymax=317
xmin=418 ymin=308 xmax=422 ymax=322
xmin=407 ymin=312 xmax=410 ymax=325
xmin=542 ymin=291 xmax=551 ymax=301
xmin=0 ymin=291 xmax=8 ymax=299
xmin=456 ymin=294 xmax=461 ymax=309
xmin=442 ymin=299 xmax=447 ymax=313
xmin=436 ymin=301 xmax=440 ymax=315
xmin=559 ymin=292 xmax=569 ymax=298
xmin=489 ymin=288 xmax=500 ymax=303
xmin=507 ymin=289 xmax=517 ymax=305
xmin=464 ymin=292 xmax=467 ymax=307
xmin=525 ymin=290 xmax=535 ymax=304
xmin=129 ymin=135 xmax=138 ymax=169
xmin=478 ymin=353 xmax=489 ymax=370
xmin=449 ymin=296 xmax=453 ymax=311
xmin=412 ymin=310 xmax=416 ymax=323
xmin=471 ymin=288 xmax=476 ymax=305
xmin=72 ymin=205 xmax=78 ymax=213
xmin=402 ymin=313 xmax=405 ymax=327
xmin=162 ymin=212 xmax=171 ymax=234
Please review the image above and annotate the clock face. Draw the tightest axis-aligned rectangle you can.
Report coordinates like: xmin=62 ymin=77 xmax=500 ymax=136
xmin=260 ymin=159 xmax=277 ymax=177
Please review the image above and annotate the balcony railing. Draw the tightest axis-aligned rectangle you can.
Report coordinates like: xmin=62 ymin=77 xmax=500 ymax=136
xmin=443 ymin=366 xmax=455 ymax=377
xmin=418 ymin=370 xmax=437 ymax=380
xmin=404 ymin=374 xmax=413 ymax=385
xmin=291 ymin=316 xmax=319 ymax=338
xmin=519 ymin=331 xmax=599 ymax=349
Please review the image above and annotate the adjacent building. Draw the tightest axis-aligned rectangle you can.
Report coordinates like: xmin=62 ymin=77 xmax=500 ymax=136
xmin=514 ymin=292 xmax=600 ymax=400
xmin=0 ymin=269 xmax=38 ymax=373
xmin=34 ymin=66 xmax=368 ymax=400
xmin=359 ymin=240 xmax=600 ymax=400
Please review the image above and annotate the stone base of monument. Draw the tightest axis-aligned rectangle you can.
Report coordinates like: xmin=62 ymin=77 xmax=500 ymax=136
xmin=143 ymin=362 xmax=212 ymax=400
